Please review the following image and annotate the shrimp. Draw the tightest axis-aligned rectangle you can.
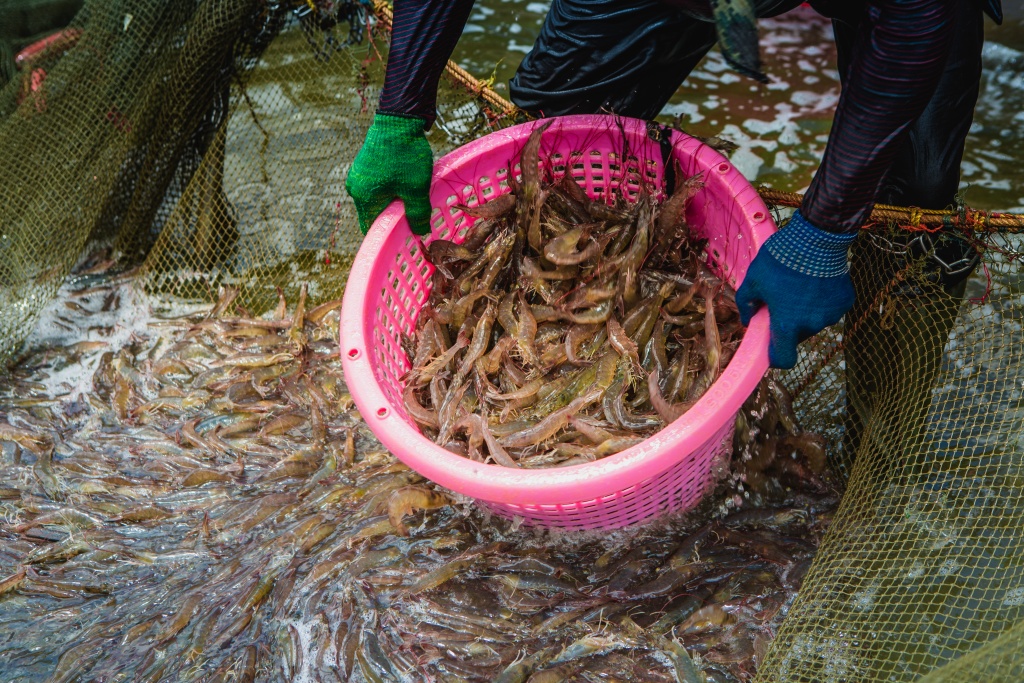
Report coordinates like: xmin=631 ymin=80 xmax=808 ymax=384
xmin=451 ymin=230 xmax=507 ymax=296
xmin=538 ymin=342 xmax=567 ymax=370
xmin=154 ymin=593 xmax=205 ymax=644
xmin=543 ymin=227 xmax=603 ymax=266
xmin=448 ymin=289 xmax=491 ymax=331
xmin=649 ymin=318 xmax=669 ymax=374
xmin=661 ymin=310 xmax=702 ymax=326
xmin=306 ymin=297 xmax=344 ymax=323
xmin=663 ymin=637 xmax=705 ymax=683
xmin=409 ymin=319 xmax=439 ymax=371
xmin=616 ymin=197 xmax=653 ymax=306
xmin=428 ymin=240 xmax=472 ymax=278
xmin=0 ymin=567 xmax=26 ymax=596
xmin=519 ymin=120 xmax=555 ymax=252
xmin=546 ymin=183 xmax=591 ymax=224
xmin=564 ymin=300 xmax=611 ymax=325
xmin=497 ymin=291 xmax=519 ymax=337
xmin=403 ymin=385 xmax=438 ymax=429
xmin=502 ymin=357 xmax=529 ymax=387
xmin=565 ymin=323 xmax=599 ymax=365
xmin=522 ymin=256 xmax=577 ymax=281
xmin=404 ymin=557 xmax=475 ymax=595
xmin=456 ymin=191 xmax=516 ymax=219
xmin=457 ymin=302 xmax=496 ymax=378
xmin=564 ymin=282 xmax=616 ymax=311
xmin=457 ymin=413 xmax=518 ymax=466
xmin=639 ymin=282 xmax=677 ymax=348
xmin=479 ymin=337 xmax=514 ymax=376
xmin=516 ymin=290 xmax=541 ymax=369
xmin=593 ymin=436 xmax=644 ymax=456
xmin=530 ymin=303 xmax=562 ymax=323
xmin=777 ymin=432 xmax=828 ymax=473
xmin=181 ymin=468 xmax=233 ymax=487
xmin=412 ymin=329 xmax=470 ymax=385
xmin=0 ymin=423 xmax=52 ymax=456
xmin=568 ymin=416 xmax=614 ymax=444
xmin=686 ymin=287 xmax=721 ymax=402
xmin=606 ymin=316 xmax=641 ymax=371
xmin=667 ymin=342 xmax=692 ymax=402
xmin=436 ymin=381 xmax=470 ymax=445
xmin=454 ymin=412 xmax=486 ymax=461
xmin=499 ymin=388 xmax=603 ymax=449
xmin=654 ymin=168 xmax=704 ymax=258
xmin=648 ymin=367 xmax=692 ymax=423
xmin=494 ymin=647 xmax=557 ymax=683
xmin=614 ymin=391 xmax=663 ymax=431
xmin=477 ymin=231 xmax=516 ymax=293
xmin=488 ymin=378 xmax=544 ymax=402
xmin=481 ymin=417 xmax=519 ymax=466
xmin=386 ymin=485 xmax=450 ymax=536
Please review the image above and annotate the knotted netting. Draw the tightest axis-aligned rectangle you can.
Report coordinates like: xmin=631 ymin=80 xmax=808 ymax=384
xmin=1 ymin=0 xmax=1023 ymax=681
xmin=0 ymin=0 xmax=509 ymax=362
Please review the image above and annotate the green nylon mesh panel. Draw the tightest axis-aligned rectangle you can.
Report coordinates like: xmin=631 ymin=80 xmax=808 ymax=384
xmin=1 ymin=1 xmax=1022 ymax=681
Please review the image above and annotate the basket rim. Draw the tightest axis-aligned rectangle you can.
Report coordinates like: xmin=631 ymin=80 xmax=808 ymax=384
xmin=341 ymin=114 xmax=774 ymax=506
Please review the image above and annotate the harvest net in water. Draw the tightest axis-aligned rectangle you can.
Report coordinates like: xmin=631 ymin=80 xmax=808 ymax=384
xmin=0 ymin=1 xmax=1023 ymax=681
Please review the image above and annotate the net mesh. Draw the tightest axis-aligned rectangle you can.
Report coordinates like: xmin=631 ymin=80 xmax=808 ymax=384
xmin=0 ymin=0 xmax=512 ymax=358
xmin=1 ymin=1 xmax=1022 ymax=681
xmin=756 ymin=228 xmax=1024 ymax=681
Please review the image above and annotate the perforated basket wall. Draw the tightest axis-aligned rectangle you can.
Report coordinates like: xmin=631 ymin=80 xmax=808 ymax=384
xmin=340 ymin=115 xmax=774 ymax=530
xmin=480 ymin=422 xmax=735 ymax=528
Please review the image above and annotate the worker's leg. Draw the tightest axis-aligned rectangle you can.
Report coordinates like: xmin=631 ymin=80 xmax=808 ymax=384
xmin=509 ymin=0 xmax=715 ymax=119
xmin=508 ymin=0 xmax=809 ymax=119
xmin=838 ymin=1 xmax=985 ymax=478
xmin=509 ymin=0 xmax=811 ymax=119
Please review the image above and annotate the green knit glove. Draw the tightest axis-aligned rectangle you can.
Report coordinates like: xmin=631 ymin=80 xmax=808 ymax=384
xmin=345 ymin=113 xmax=434 ymax=235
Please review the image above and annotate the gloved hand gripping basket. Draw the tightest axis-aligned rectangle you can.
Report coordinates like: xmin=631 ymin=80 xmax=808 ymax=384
xmin=340 ymin=115 xmax=774 ymax=530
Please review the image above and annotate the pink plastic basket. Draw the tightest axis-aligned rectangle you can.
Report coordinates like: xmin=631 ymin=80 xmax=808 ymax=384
xmin=340 ymin=115 xmax=775 ymax=530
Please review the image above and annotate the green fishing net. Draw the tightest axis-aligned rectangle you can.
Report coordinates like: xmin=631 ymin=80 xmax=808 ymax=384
xmin=0 ymin=0 xmax=502 ymax=360
xmin=0 ymin=1 xmax=1022 ymax=681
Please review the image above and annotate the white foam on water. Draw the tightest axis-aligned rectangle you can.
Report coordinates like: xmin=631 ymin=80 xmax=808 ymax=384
xmin=287 ymin=614 xmax=337 ymax=683
xmin=853 ymin=583 xmax=878 ymax=612
xmin=789 ymin=90 xmax=839 ymax=111
xmin=937 ymin=559 xmax=961 ymax=577
xmin=1002 ymin=586 xmax=1024 ymax=607
xmin=983 ymin=41 xmax=1024 ymax=67
xmin=22 ymin=280 xmax=153 ymax=400
xmin=773 ymin=151 xmax=798 ymax=174
xmin=661 ymin=100 xmax=705 ymax=124
xmin=18 ymin=268 xmax=220 ymax=405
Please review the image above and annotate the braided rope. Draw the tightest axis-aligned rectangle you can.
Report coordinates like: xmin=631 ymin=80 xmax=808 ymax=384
xmin=757 ymin=189 xmax=1024 ymax=234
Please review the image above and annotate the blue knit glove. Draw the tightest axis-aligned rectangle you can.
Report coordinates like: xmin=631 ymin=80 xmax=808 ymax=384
xmin=736 ymin=210 xmax=857 ymax=369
